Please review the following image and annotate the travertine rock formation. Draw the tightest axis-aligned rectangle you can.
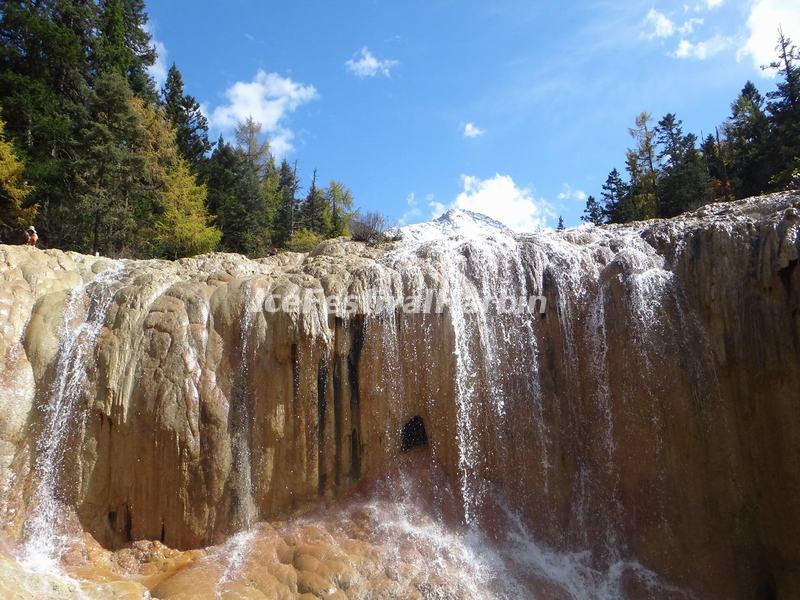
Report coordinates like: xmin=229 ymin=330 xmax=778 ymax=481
xmin=0 ymin=192 xmax=798 ymax=598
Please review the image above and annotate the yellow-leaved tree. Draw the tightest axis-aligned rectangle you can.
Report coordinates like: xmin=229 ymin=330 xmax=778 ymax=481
xmin=0 ymin=114 xmax=36 ymax=240
xmin=131 ymin=98 xmax=220 ymax=258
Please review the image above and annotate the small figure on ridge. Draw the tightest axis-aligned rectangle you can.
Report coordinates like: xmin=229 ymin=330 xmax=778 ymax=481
xmin=25 ymin=226 xmax=38 ymax=247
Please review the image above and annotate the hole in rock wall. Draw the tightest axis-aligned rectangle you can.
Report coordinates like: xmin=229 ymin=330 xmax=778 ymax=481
xmin=756 ymin=575 xmax=777 ymax=600
xmin=400 ymin=416 xmax=428 ymax=452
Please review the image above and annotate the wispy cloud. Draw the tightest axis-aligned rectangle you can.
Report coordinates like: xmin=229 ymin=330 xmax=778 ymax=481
xmin=463 ymin=122 xmax=485 ymax=138
xmin=556 ymin=183 xmax=587 ymax=202
xmin=145 ymin=24 xmax=168 ymax=87
xmin=208 ymin=70 xmax=318 ymax=157
xmin=674 ymin=35 xmax=731 ymax=59
xmin=642 ymin=9 xmax=675 ymax=39
xmin=738 ymin=0 xmax=800 ymax=77
xmin=345 ymin=47 xmax=399 ymax=78
xmin=677 ymin=17 xmax=704 ymax=35
xmin=399 ymin=192 xmax=437 ymax=226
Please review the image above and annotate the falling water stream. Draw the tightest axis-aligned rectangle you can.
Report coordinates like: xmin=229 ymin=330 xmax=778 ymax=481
xmin=215 ymin=279 xmax=262 ymax=596
xmin=22 ymin=262 xmax=127 ymax=571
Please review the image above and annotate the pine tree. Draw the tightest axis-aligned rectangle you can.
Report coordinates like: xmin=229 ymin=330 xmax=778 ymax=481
xmin=655 ymin=113 xmax=711 ymax=217
xmin=75 ymin=71 xmax=146 ymax=255
xmin=203 ymin=137 xmax=269 ymax=255
xmin=556 ymin=216 xmax=565 ymax=230
xmin=581 ymin=195 xmax=604 ymax=225
xmin=299 ymin=169 xmax=332 ymax=235
xmin=162 ymin=63 xmax=212 ymax=172
xmin=0 ymin=0 xmax=97 ymax=248
xmin=763 ymin=30 xmax=800 ymax=189
xmin=0 ymin=0 xmax=355 ymax=257
xmin=325 ymin=180 xmax=354 ymax=236
xmin=626 ymin=112 xmax=659 ymax=219
xmin=273 ymin=159 xmax=300 ymax=246
xmin=601 ymin=168 xmax=633 ymax=224
xmin=204 ymin=137 xmax=239 ymax=242
xmin=724 ymin=82 xmax=771 ymax=198
xmin=234 ymin=117 xmax=274 ymax=180
xmin=97 ymin=0 xmax=157 ymax=100
xmin=700 ymin=131 xmax=731 ymax=201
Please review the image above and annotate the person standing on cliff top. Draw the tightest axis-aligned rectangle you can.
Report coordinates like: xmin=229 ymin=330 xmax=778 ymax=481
xmin=25 ymin=226 xmax=38 ymax=246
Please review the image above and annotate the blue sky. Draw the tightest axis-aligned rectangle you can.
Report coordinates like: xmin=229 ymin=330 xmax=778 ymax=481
xmin=144 ymin=0 xmax=800 ymax=230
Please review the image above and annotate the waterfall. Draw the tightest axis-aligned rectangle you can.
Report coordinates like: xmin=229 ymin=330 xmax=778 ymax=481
xmin=4 ymin=194 xmax=788 ymax=598
xmin=215 ymin=280 xmax=261 ymax=595
xmin=229 ymin=279 xmax=259 ymax=532
xmin=388 ymin=209 xmax=545 ymax=525
xmin=22 ymin=262 xmax=127 ymax=571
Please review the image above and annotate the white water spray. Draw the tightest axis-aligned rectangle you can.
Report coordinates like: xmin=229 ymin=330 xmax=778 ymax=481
xmin=22 ymin=262 xmax=127 ymax=571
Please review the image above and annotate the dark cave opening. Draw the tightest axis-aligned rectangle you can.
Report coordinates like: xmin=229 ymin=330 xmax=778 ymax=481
xmin=400 ymin=416 xmax=428 ymax=452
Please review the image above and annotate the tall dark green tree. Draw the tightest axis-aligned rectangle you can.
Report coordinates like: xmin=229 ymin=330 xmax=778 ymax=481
xmin=204 ymin=137 xmax=238 ymax=235
xmin=204 ymin=136 xmax=270 ymax=255
xmin=763 ymin=30 xmax=800 ymax=188
xmin=76 ymin=71 xmax=146 ymax=255
xmin=700 ymin=131 xmax=731 ymax=201
xmin=298 ymin=169 xmax=331 ymax=235
xmin=273 ymin=159 xmax=300 ymax=246
xmin=655 ymin=113 xmax=711 ymax=217
xmin=162 ymin=63 xmax=211 ymax=172
xmin=97 ymin=0 xmax=157 ymax=100
xmin=724 ymin=81 xmax=771 ymax=198
xmin=0 ymin=0 xmax=97 ymax=247
xmin=601 ymin=168 xmax=633 ymax=224
xmin=581 ymin=195 xmax=604 ymax=225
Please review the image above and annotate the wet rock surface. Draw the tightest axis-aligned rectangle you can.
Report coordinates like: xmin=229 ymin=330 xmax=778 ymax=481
xmin=0 ymin=192 xmax=798 ymax=598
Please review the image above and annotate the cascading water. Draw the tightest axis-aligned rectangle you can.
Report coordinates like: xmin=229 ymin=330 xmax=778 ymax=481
xmin=229 ymin=279 xmax=259 ymax=531
xmin=377 ymin=211 xmax=692 ymax=597
xmin=388 ymin=210 xmax=546 ymax=524
xmin=4 ymin=194 xmax=787 ymax=598
xmin=216 ymin=280 xmax=261 ymax=595
xmin=22 ymin=262 xmax=127 ymax=571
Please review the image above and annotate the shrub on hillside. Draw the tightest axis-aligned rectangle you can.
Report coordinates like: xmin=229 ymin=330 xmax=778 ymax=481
xmin=285 ymin=228 xmax=323 ymax=252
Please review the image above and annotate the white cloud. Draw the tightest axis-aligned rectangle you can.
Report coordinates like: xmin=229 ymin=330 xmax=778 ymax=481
xmin=678 ymin=17 xmax=704 ymax=35
xmin=208 ymin=70 xmax=318 ymax=156
xmin=145 ymin=24 xmax=168 ymax=87
xmin=674 ymin=34 xmax=731 ymax=59
xmin=398 ymin=193 xmax=422 ymax=226
xmin=705 ymin=0 xmax=724 ymax=8
xmin=642 ymin=9 xmax=675 ymax=39
xmin=463 ymin=122 xmax=485 ymax=138
xmin=739 ymin=0 xmax=800 ymax=77
xmin=556 ymin=184 xmax=587 ymax=202
xmin=433 ymin=174 xmax=555 ymax=231
xmin=345 ymin=47 xmax=399 ymax=78
xmin=429 ymin=200 xmax=448 ymax=220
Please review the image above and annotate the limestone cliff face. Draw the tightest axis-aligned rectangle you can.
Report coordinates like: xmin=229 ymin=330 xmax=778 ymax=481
xmin=0 ymin=192 xmax=798 ymax=598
